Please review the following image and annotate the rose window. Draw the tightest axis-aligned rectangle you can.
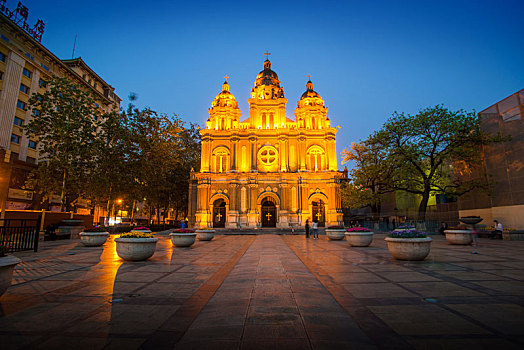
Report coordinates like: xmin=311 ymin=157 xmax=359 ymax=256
xmin=258 ymin=147 xmax=277 ymax=166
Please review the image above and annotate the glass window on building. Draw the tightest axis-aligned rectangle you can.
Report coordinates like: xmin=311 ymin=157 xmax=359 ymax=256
xmin=0 ymin=52 xmax=6 ymax=62
xmin=38 ymin=78 xmax=47 ymax=87
xmin=20 ymin=83 xmax=29 ymax=94
xmin=26 ymin=156 xmax=36 ymax=164
xmin=33 ymin=109 xmax=40 ymax=116
xmin=22 ymin=68 xmax=32 ymax=79
xmin=13 ymin=116 xmax=23 ymax=126
xmin=11 ymin=134 xmax=20 ymax=144
xmin=16 ymin=100 xmax=26 ymax=110
xmin=0 ymin=71 xmax=3 ymax=80
xmin=28 ymin=140 xmax=37 ymax=149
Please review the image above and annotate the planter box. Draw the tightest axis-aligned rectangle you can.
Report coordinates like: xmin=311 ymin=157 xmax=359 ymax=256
xmin=79 ymin=231 xmax=109 ymax=246
xmin=326 ymin=229 xmax=346 ymax=240
xmin=0 ymin=255 xmax=21 ymax=296
xmin=444 ymin=230 xmax=472 ymax=245
xmin=345 ymin=232 xmax=374 ymax=247
xmin=115 ymin=237 xmax=158 ymax=261
xmin=170 ymin=233 xmax=197 ymax=247
xmin=196 ymin=229 xmax=215 ymax=241
xmin=385 ymin=237 xmax=432 ymax=261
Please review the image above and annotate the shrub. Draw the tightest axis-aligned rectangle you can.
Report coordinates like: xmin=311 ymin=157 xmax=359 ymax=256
xmin=0 ymin=243 xmax=10 ymax=257
xmin=388 ymin=229 xmax=427 ymax=238
xmin=347 ymin=227 xmax=373 ymax=232
xmin=327 ymin=225 xmax=345 ymax=229
xmin=83 ymin=227 xmax=109 ymax=232
xmin=172 ymin=228 xmax=196 ymax=233
xmin=119 ymin=232 xmax=154 ymax=239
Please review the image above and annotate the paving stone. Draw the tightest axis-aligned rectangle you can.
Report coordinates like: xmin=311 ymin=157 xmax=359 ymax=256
xmin=1 ymin=235 xmax=522 ymax=349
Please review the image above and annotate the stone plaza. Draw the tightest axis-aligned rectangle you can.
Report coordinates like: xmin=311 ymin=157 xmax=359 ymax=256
xmin=1 ymin=233 xmax=524 ymax=349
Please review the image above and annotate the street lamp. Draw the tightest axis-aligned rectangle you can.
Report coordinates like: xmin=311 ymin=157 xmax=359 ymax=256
xmin=117 ymin=199 xmax=123 ymax=224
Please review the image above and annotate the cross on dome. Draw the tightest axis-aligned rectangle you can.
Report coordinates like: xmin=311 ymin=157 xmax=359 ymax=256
xmin=264 ymin=50 xmax=271 ymax=60
xmin=224 ymin=75 xmax=229 ymax=82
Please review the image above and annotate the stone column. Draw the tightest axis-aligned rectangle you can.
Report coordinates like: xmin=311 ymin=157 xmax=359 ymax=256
xmin=230 ymin=138 xmax=237 ymax=172
xmin=250 ymin=137 xmax=257 ymax=172
xmin=298 ymin=136 xmax=306 ymax=171
xmin=0 ymin=52 xmax=25 ymax=149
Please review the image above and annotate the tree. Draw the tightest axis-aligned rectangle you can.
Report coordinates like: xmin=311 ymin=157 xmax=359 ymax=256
xmin=371 ymin=105 xmax=503 ymax=220
xmin=123 ymin=105 xmax=201 ymax=224
xmin=26 ymin=76 xmax=101 ymax=211
xmin=341 ymin=141 xmax=394 ymax=217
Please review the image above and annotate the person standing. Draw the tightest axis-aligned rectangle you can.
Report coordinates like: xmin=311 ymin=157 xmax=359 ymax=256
xmin=490 ymin=220 xmax=503 ymax=239
xmin=312 ymin=220 xmax=319 ymax=239
xmin=305 ymin=219 xmax=310 ymax=239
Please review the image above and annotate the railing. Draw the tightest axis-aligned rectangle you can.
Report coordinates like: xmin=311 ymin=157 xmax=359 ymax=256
xmin=353 ymin=220 xmax=440 ymax=234
xmin=0 ymin=218 xmax=41 ymax=253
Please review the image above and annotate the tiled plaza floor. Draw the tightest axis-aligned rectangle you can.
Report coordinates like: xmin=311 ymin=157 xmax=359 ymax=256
xmin=1 ymin=234 xmax=523 ymax=349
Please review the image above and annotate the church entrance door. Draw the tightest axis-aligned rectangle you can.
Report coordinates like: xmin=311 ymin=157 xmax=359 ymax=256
xmin=312 ymin=200 xmax=325 ymax=227
xmin=213 ymin=199 xmax=226 ymax=228
xmin=261 ymin=199 xmax=276 ymax=227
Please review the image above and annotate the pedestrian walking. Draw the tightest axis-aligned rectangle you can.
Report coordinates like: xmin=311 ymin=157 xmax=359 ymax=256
xmin=312 ymin=220 xmax=319 ymax=239
xmin=489 ymin=220 xmax=503 ymax=239
xmin=305 ymin=219 xmax=310 ymax=239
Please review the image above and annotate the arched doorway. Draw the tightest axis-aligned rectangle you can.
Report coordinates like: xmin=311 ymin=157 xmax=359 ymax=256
xmin=261 ymin=198 xmax=276 ymax=227
xmin=312 ymin=200 xmax=325 ymax=227
xmin=212 ymin=199 xmax=226 ymax=228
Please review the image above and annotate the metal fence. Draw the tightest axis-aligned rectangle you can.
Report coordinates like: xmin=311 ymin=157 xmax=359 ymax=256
xmin=353 ymin=220 xmax=440 ymax=234
xmin=0 ymin=218 xmax=41 ymax=253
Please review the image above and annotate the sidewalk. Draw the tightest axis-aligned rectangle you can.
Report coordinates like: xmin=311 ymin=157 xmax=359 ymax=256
xmin=1 ymin=234 xmax=523 ymax=349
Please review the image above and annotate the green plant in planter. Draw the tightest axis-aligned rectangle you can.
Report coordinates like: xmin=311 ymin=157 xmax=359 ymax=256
xmin=172 ymin=228 xmax=196 ymax=233
xmin=0 ymin=243 xmax=10 ymax=257
xmin=347 ymin=227 xmax=373 ymax=232
xmin=83 ymin=227 xmax=109 ymax=232
xmin=388 ymin=229 xmax=427 ymax=238
xmin=120 ymin=232 xmax=154 ymax=239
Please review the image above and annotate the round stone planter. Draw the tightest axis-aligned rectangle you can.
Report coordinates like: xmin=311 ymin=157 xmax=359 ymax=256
xmin=326 ymin=229 xmax=346 ymax=240
xmin=444 ymin=230 xmax=473 ymax=245
xmin=79 ymin=231 xmax=109 ymax=246
xmin=385 ymin=237 xmax=432 ymax=261
xmin=196 ymin=229 xmax=215 ymax=241
xmin=170 ymin=233 xmax=197 ymax=247
xmin=345 ymin=232 xmax=374 ymax=247
xmin=0 ymin=255 xmax=21 ymax=296
xmin=114 ymin=237 xmax=158 ymax=261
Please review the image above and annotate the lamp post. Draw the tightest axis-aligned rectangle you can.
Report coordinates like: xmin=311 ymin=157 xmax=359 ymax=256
xmin=116 ymin=199 xmax=123 ymax=224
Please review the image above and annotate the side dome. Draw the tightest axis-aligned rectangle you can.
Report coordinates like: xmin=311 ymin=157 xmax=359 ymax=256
xmin=298 ymin=80 xmax=324 ymax=107
xmin=211 ymin=81 xmax=239 ymax=108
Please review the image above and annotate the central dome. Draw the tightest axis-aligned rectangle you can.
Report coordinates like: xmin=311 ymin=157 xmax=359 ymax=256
xmin=255 ymin=59 xmax=281 ymax=88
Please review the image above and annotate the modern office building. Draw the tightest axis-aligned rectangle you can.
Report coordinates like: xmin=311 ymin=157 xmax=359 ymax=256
xmin=458 ymin=89 xmax=524 ymax=229
xmin=0 ymin=7 xmax=120 ymax=211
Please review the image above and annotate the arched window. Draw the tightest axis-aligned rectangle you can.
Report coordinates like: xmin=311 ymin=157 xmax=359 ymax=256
xmin=306 ymin=146 xmax=326 ymax=171
xmin=212 ymin=147 xmax=230 ymax=173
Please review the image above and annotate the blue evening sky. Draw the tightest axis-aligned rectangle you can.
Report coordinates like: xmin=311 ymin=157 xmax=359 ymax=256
xmin=13 ymin=0 xmax=524 ymax=168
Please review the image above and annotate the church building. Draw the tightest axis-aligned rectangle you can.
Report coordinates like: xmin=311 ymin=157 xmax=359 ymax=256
xmin=188 ymin=56 xmax=343 ymax=228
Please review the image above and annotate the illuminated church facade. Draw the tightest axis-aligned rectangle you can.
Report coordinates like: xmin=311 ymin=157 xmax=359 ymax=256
xmin=188 ymin=57 xmax=343 ymax=228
